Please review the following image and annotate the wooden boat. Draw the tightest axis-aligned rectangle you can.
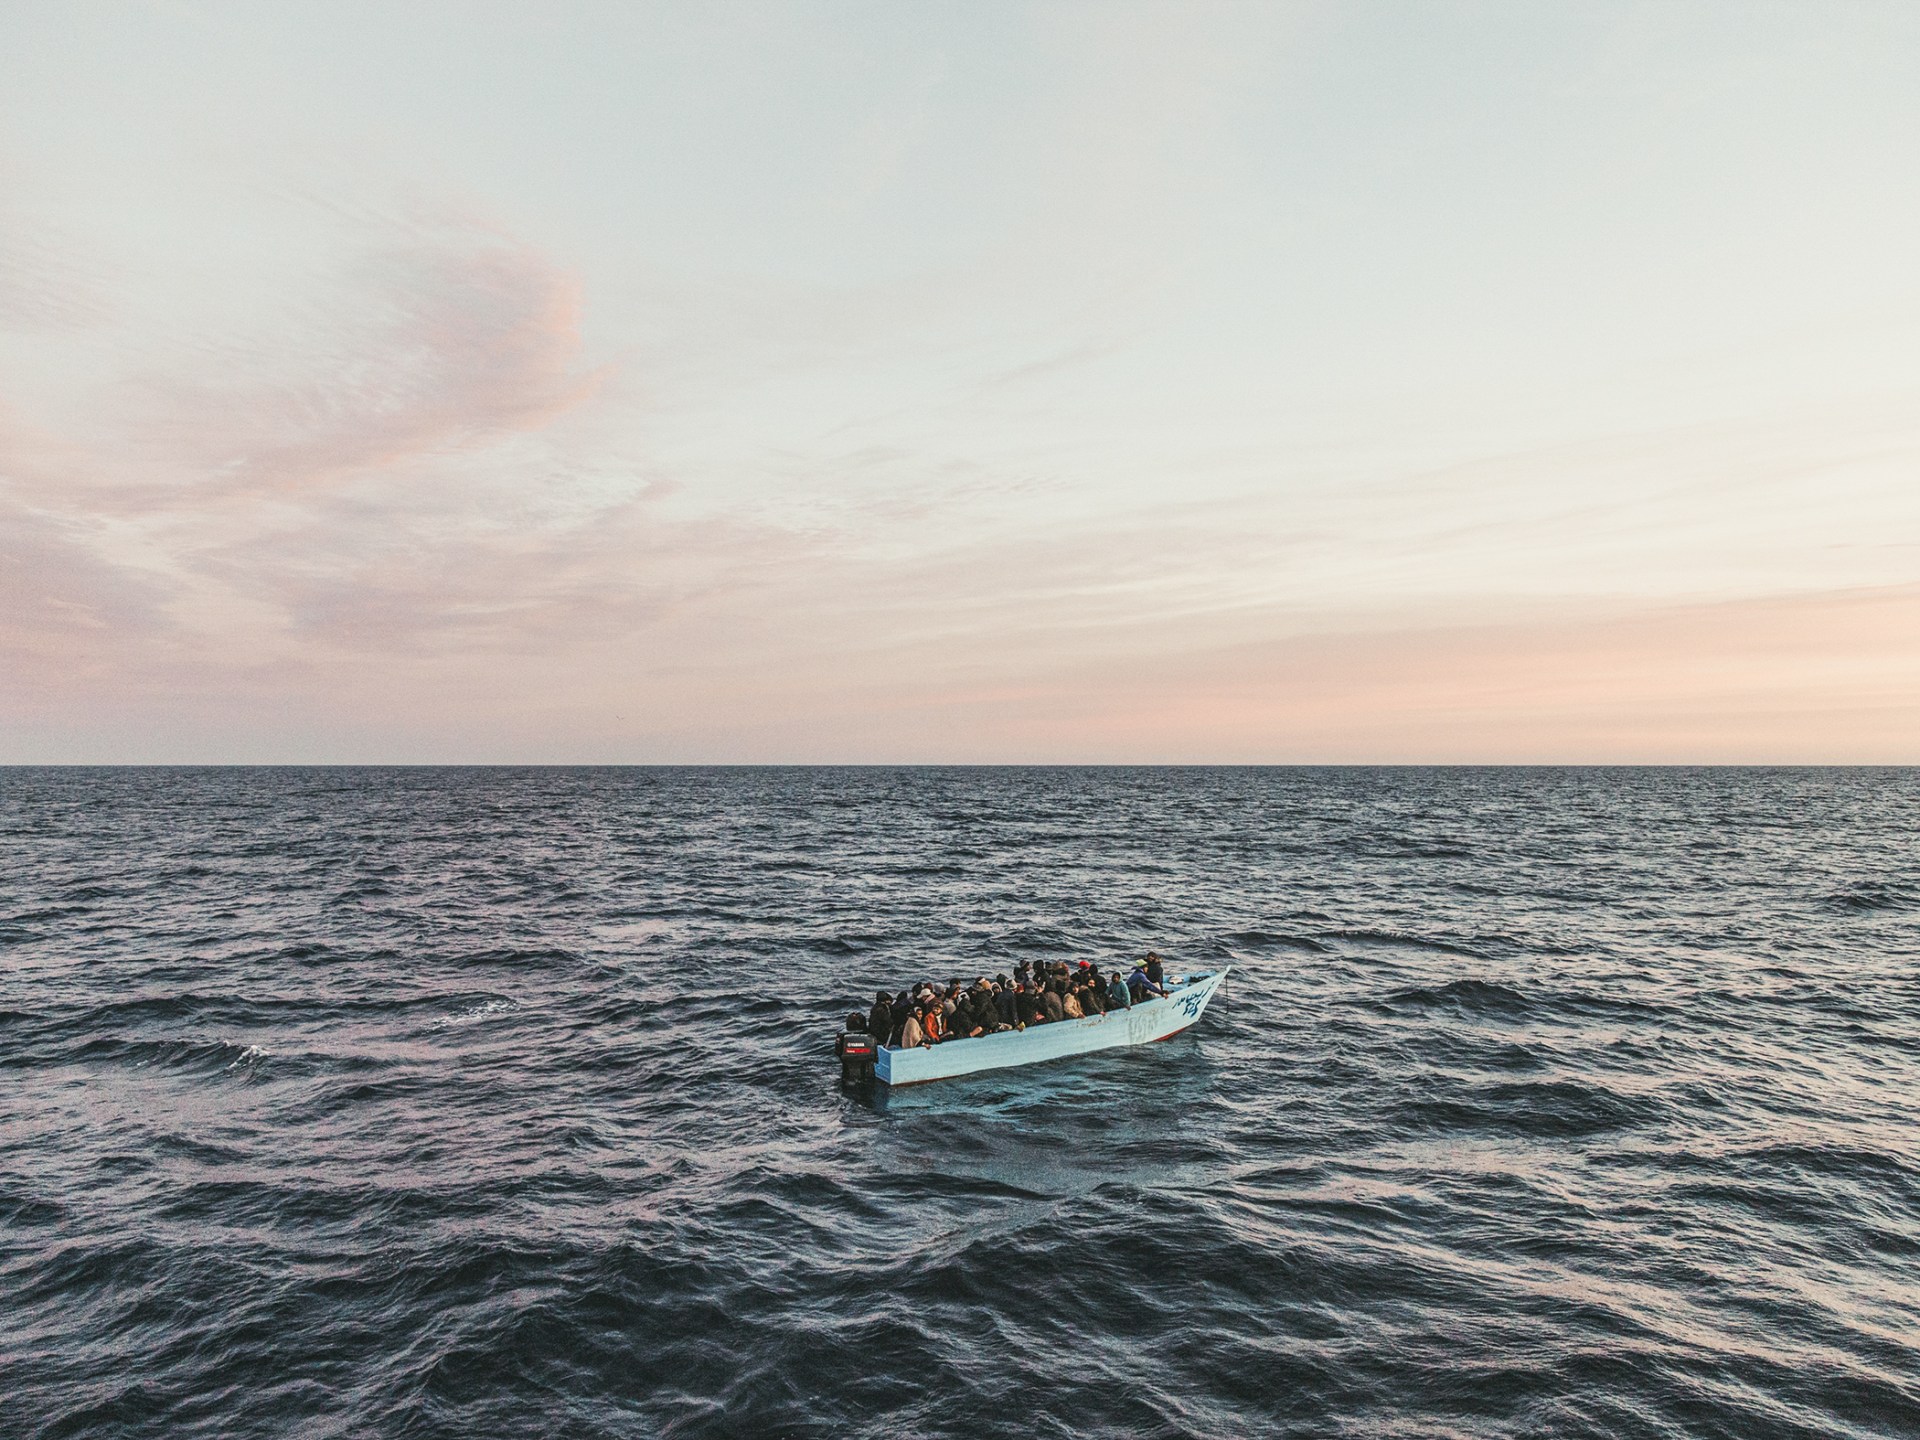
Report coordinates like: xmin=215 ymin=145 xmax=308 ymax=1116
xmin=873 ymin=967 xmax=1229 ymax=1086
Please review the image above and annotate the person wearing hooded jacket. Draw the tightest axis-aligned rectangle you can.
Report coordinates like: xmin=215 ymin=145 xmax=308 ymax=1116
xmin=891 ymin=991 xmax=913 ymax=1045
xmin=898 ymin=1009 xmax=926 ymax=1048
xmin=1080 ymin=976 xmax=1107 ymax=1016
xmin=952 ymin=989 xmax=988 ymax=1039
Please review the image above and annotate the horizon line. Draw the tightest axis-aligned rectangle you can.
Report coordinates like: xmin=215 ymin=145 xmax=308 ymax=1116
xmin=3 ymin=761 xmax=1915 ymax=771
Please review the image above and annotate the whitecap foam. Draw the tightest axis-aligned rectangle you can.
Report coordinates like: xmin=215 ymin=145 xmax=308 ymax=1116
xmin=434 ymin=998 xmax=518 ymax=1028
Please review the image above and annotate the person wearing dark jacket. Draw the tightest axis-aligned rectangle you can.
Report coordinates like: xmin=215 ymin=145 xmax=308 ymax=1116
xmin=1145 ymin=953 xmax=1167 ymax=992
xmin=954 ymin=989 xmax=989 ymax=1038
xmin=1016 ymin=984 xmax=1043 ymax=1026
xmin=1040 ymin=986 xmax=1065 ymax=1023
xmin=995 ymin=980 xmax=1017 ymax=1028
xmin=891 ymin=991 xmax=913 ymax=1045
xmin=869 ymin=991 xmax=894 ymax=1045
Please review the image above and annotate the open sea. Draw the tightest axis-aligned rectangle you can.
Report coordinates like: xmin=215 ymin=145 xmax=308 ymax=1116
xmin=2 ymin=765 xmax=1917 ymax=1439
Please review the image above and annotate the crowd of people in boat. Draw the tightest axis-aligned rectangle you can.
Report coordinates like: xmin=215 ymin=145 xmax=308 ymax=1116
xmin=848 ymin=954 xmax=1173 ymax=1050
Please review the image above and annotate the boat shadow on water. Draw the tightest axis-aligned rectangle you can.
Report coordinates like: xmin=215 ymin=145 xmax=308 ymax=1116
xmin=858 ymin=1027 xmax=1225 ymax=1119
xmin=850 ymin=1036 xmax=1231 ymax=1199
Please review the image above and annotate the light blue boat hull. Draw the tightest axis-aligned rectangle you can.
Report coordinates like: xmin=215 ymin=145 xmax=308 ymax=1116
xmin=873 ymin=967 xmax=1229 ymax=1086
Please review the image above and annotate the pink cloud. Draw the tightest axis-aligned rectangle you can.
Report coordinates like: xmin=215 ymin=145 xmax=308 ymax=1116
xmin=0 ymin=221 xmax=643 ymax=729
xmin=125 ymin=233 xmax=605 ymax=501
xmin=853 ymin=583 xmax=1920 ymax=763
xmin=4 ymin=207 xmax=1915 ymax=761
xmin=0 ymin=497 xmax=171 ymax=703
xmin=0 ymin=220 xmax=115 ymax=331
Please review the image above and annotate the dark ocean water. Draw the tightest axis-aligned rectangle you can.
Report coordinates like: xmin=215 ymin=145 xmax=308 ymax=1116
xmin=3 ymin=766 xmax=1918 ymax=1440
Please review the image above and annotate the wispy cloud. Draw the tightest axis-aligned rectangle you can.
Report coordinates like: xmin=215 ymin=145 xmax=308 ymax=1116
xmin=0 ymin=496 xmax=170 ymax=700
xmin=124 ymin=232 xmax=604 ymax=502
xmin=0 ymin=213 xmax=645 ymax=708
xmin=4 ymin=1 xmax=1918 ymax=760
xmin=0 ymin=216 xmax=116 ymax=331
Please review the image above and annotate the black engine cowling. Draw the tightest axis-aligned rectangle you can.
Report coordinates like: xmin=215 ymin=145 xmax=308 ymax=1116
xmin=835 ymin=1029 xmax=876 ymax=1086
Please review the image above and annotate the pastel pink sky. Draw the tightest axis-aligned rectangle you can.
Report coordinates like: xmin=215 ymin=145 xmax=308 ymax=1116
xmin=4 ymin=2 xmax=1919 ymax=761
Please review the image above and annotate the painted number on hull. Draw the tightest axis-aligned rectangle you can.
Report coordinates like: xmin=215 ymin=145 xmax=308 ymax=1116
xmin=1177 ymin=991 xmax=1204 ymax=1020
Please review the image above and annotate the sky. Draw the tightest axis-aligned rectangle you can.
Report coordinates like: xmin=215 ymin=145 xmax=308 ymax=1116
xmin=3 ymin=0 xmax=1919 ymax=763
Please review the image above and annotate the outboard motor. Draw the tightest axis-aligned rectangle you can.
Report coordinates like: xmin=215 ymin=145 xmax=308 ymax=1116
xmin=835 ymin=1012 xmax=876 ymax=1087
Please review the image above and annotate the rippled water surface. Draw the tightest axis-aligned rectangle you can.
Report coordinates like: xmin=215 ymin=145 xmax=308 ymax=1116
xmin=3 ymin=766 xmax=1918 ymax=1439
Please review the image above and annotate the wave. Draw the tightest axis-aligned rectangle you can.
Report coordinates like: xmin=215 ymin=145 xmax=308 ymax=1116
xmin=1823 ymin=881 xmax=1914 ymax=913
xmin=1643 ymin=1140 xmax=1920 ymax=1210
xmin=1378 ymin=977 xmax=1535 ymax=1016
xmin=70 ymin=1035 xmax=272 ymax=1076
xmin=446 ymin=947 xmax=588 ymax=972
xmin=1396 ymin=1079 xmax=1664 ymax=1138
xmin=1222 ymin=929 xmax=1330 ymax=952
xmin=1371 ymin=978 xmax=1676 ymax=1024
xmin=1738 ymin=1140 xmax=1920 ymax=1192
xmin=1346 ymin=836 xmax=1480 ymax=859
xmin=433 ymin=999 xmax=519 ymax=1028
xmin=56 ymin=882 xmax=131 ymax=901
xmin=1326 ymin=927 xmax=1489 ymax=958
xmin=802 ymin=934 xmax=891 ymax=956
